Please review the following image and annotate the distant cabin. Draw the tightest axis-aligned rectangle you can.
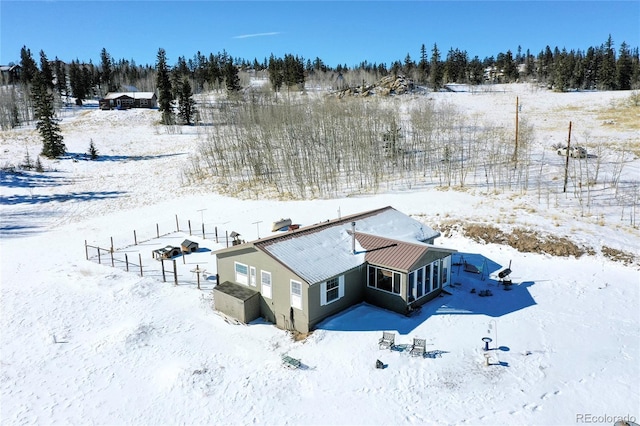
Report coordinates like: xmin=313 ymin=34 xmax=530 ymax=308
xmin=0 ymin=65 xmax=21 ymax=85
xmin=99 ymin=92 xmax=157 ymax=110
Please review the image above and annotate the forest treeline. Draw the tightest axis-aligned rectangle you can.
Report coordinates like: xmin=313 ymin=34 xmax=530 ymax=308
xmin=1 ymin=35 xmax=638 ymax=131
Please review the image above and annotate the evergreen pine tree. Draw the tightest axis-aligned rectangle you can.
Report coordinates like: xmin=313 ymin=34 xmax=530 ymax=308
xmin=35 ymin=156 xmax=44 ymax=173
xmin=430 ymin=43 xmax=443 ymax=90
xmin=32 ymin=72 xmax=66 ymax=159
xmin=19 ymin=46 xmax=38 ymax=86
xmin=100 ymin=48 xmax=114 ymax=93
xmin=177 ymin=78 xmax=196 ymax=125
xmin=268 ymin=54 xmax=284 ymax=96
xmin=39 ymin=50 xmax=54 ymax=90
xmin=223 ymin=58 xmax=242 ymax=94
xmin=53 ymin=57 xmax=67 ymax=98
xmin=417 ymin=44 xmax=429 ymax=84
xmin=156 ymin=48 xmax=174 ymax=124
xmin=616 ymin=42 xmax=633 ymax=90
xmin=598 ymin=35 xmax=617 ymax=90
xmin=88 ymin=139 xmax=98 ymax=160
xmin=68 ymin=60 xmax=87 ymax=105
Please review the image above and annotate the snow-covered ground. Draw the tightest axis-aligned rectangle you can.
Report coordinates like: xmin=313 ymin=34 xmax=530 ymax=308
xmin=1 ymin=84 xmax=638 ymax=425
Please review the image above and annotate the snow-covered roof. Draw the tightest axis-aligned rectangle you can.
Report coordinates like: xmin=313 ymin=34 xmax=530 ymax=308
xmin=103 ymin=92 xmax=156 ymax=100
xmin=255 ymin=206 xmax=442 ymax=284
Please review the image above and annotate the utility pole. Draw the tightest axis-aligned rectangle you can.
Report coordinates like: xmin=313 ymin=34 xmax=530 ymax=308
xmin=514 ymin=96 xmax=519 ymax=167
xmin=563 ymin=121 xmax=572 ymax=193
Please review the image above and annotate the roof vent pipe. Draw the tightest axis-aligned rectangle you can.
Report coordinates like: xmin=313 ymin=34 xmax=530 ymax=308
xmin=351 ymin=222 xmax=356 ymax=254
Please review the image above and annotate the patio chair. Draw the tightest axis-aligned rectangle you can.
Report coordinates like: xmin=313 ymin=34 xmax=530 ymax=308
xmin=378 ymin=332 xmax=395 ymax=350
xmin=410 ymin=338 xmax=426 ymax=357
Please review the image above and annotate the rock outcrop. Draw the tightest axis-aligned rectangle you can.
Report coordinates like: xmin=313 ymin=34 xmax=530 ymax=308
xmin=336 ymin=74 xmax=415 ymax=98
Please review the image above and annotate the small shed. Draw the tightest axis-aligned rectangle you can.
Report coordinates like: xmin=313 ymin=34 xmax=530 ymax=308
xmin=153 ymin=245 xmax=181 ymax=260
xmin=213 ymin=281 xmax=261 ymax=324
xmin=181 ymin=239 xmax=199 ymax=254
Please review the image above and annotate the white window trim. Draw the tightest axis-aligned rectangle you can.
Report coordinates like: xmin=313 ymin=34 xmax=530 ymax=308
xmin=234 ymin=261 xmax=248 ymax=285
xmin=261 ymin=270 xmax=272 ymax=299
xmin=320 ymin=275 xmax=345 ymax=306
xmin=368 ymin=265 xmax=402 ymax=296
xmin=290 ymin=280 xmax=302 ymax=310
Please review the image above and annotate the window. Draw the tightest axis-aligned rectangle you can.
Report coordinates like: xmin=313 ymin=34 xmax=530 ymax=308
xmin=425 ymin=264 xmax=431 ymax=293
xmin=261 ymin=271 xmax=272 ymax=299
xmin=321 ymin=276 xmax=344 ymax=306
xmin=290 ymin=280 xmax=302 ymax=310
xmin=408 ymin=271 xmax=416 ymax=301
xmin=249 ymin=266 xmax=256 ymax=286
xmin=417 ymin=267 xmax=424 ymax=298
xmin=234 ymin=262 xmax=248 ymax=285
xmin=442 ymin=258 xmax=449 ymax=286
xmin=326 ymin=278 xmax=339 ymax=302
xmin=433 ymin=261 xmax=440 ymax=290
xmin=367 ymin=266 xmax=401 ymax=295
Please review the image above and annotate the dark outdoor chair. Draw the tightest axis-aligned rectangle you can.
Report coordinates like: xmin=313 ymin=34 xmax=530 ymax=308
xmin=378 ymin=332 xmax=395 ymax=350
xmin=410 ymin=338 xmax=426 ymax=357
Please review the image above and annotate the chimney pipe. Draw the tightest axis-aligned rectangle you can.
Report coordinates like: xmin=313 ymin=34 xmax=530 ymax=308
xmin=351 ymin=222 xmax=356 ymax=254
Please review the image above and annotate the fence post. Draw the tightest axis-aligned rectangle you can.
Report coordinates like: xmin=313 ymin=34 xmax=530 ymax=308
xmin=215 ymin=226 xmax=218 ymax=243
xmin=85 ymin=240 xmax=88 ymax=260
xmin=139 ymin=253 xmax=143 ymax=277
xmin=188 ymin=220 xmax=192 ymax=236
xmin=110 ymin=249 xmax=114 ymax=268
xmin=110 ymin=237 xmax=114 ymax=253
xmin=97 ymin=247 xmax=101 ymax=264
xmin=125 ymin=253 xmax=129 ymax=272
xmin=173 ymin=259 xmax=178 ymax=286
xmin=134 ymin=230 xmax=137 ymax=245
xmin=202 ymin=223 xmax=205 ymax=239
xmin=176 ymin=215 xmax=179 ymax=232
xmin=156 ymin=223 xmax=159 ymax=238
xmin=226 ymin=230 xmax=229 ymax=248
xmin=161 ymin=258 xmax=166 ymax=282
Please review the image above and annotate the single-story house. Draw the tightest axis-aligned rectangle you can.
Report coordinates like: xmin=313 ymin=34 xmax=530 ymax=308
xmin=214 ymin=206 xmax=456 ymax=333
xmin=99 ymin=92 xmax=157 ymax=110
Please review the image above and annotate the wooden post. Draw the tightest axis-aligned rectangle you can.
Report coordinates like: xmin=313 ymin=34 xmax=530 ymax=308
xmin=175 ymin=215 xmax=179 ymax=232
xmin=156 ymin=223 xmax=160 ymax=238
xmin=97 ymin=247 xmax=101 ymax=264
xmin=134 ymin=230 xmax=137 ymax=245
xmin=161 ymin=258 xmax=166 ymax=282
xmin=85 ymin=240 xmax=88 ymax=260
xmin=196 ymin=265 xmax=201 ymax=290
xmin=514 ymin=96 xmax=519 ymax=166
xmin=139 ymin=253 xmax=143 ymax=277
xmin=202 ymin=223 xmax=205 ymax=239
xmin=125 ymin=253 xmax=129 ymax=272
xmin=110 ymin=249 xmax=114 ymax=267
xmin=110 ymin=237 xmax=114 ymax=253
xmin=226 ymin=230 xmax=229 ymax=248
xmin=215 ymin=226 xmax=218 ymax=243
xmin=173 ymin=259 xmax=178 ymax=286
xmin=188 ymin=220 xmax=192 ymax=236
xmin=563 ymin=121 xmax=572 ymax=193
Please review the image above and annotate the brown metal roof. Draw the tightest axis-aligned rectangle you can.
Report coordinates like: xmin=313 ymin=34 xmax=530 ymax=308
xmin=355 ymin=232 xmax=429 ymax=272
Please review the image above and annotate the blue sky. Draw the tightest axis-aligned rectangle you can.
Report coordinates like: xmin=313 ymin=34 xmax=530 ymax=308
xmin=1 ymin=1 xmax=639 ymax=68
